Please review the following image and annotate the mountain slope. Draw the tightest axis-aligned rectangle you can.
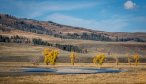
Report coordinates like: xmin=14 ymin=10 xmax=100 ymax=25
xmin=0 ymin=14 xmax=146 ymax=42
xmin=0 ymin=14 xmax=146 ymax=56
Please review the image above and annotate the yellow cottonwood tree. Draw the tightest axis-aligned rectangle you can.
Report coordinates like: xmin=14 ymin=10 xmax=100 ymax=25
xmin=93 ymin=53 xmax=106 ymax=68
xmin=50 ymin=50 xmax=59 ymax=65
xmin=43 ymin=48 xmax=51 ymax=65
xmin=43 ymin=48 xmax=59 ymax=65
xmin=133 ymin=53 xmax=140 ymax=66
xmin=70 ymin=51 xmax=76 ymax=65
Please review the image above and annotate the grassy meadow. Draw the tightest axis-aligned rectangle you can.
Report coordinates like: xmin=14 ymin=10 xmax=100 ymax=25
xmin=0 ymin=62 xmax=146 ymax=84
xmin=0 ymin=42 xmax=146 ymax=84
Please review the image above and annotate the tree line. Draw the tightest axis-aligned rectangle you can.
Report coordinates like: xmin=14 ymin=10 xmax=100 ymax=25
xmin=54 ymin=32 xmax=112 ymax=41
xmin=0 ymin=35 xmax=82 ymax=53
xmin=32 ymin=38 xmax=82 ymax=53
xmin=118 ymin=38 xmax=145 ymax=42
xmin=0 ymin=35 xmax=30 ymax=43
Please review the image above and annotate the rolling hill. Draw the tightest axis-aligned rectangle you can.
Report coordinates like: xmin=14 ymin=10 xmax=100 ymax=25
xmin=0 ymin=14 xmax=146 ymax=42
xmin=0 ymin=13 xmax=146 ymax=57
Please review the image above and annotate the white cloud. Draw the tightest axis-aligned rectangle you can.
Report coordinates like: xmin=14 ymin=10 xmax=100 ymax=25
xmin=47 ymin=13 xmax=129 ymax=32
xmin=124 ymin=0 xmax=136 ymax=10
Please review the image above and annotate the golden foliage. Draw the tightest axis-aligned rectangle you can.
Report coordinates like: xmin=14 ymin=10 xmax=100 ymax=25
xmin=127 ymin=53 xmax=140 ymax=66
xmin=133 ymin=53 xmax=140 ymax=66
xmin=93 ymin=53 xmax=106 ymax=67
xmin=43 ymin=48 xmax=59 ymax=65
xmin=70 ymin=52 xmax=77 ymax=65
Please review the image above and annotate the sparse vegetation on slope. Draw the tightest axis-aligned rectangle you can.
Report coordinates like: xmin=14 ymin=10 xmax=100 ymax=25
xmin=0 ymin=14 xmax=146 ymax=42
xmin=0 ymin=35 xmax=82 ymax=53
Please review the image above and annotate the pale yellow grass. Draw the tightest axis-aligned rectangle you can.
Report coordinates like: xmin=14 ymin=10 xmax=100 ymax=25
xmin=0 ymin=62 xmax=146 ymax=84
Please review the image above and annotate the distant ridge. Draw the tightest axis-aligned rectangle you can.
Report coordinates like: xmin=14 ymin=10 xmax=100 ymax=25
xmin=0 ymin=14 xmax=146 ymax=42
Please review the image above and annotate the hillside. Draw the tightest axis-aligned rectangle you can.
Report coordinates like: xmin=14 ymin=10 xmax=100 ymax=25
xmin=0 ymin=13 xmax=146 ymax=57
xmin=0 ymin=14 xmax=146 ymax=42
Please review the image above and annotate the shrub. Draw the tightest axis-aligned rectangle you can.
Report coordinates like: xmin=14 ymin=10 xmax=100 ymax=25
xmin=93 ymin=53 xmax=106 ymax=68
xmin=43 ymin=48 xmax=59 ymax=65
xmin=133 ymin=53 xmax=140 ymax=66
xmin=70 ymin=51 xmax=77 ymax=65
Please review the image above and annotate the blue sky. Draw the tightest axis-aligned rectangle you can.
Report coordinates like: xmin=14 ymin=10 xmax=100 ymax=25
xmin=0 ymin=0 xmax=146 ymax=32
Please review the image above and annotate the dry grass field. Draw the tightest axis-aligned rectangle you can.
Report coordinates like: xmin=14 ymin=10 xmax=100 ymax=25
xmin=0 ymin=43 xmax=146 ymax=84
xmin=0 ymin=62 xmax=146 ymax=84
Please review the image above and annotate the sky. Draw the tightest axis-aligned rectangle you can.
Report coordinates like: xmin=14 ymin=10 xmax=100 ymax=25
xmin=0 ymin=0 xmax=146 ymax=32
